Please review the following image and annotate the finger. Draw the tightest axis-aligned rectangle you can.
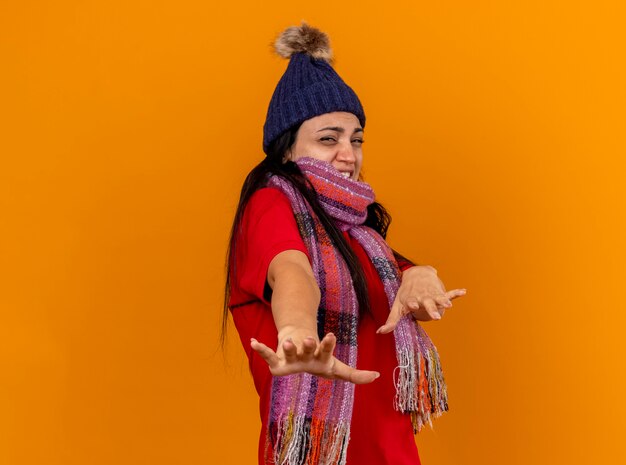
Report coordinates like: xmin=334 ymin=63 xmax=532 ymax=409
xmin=405 ymin=296 xmax=420 ymax=311
xmin=446 ymin=288 xmax=467 ymax=300
xmin=282 ymin=338 xmax=298 ymax=363
xmin=434 ymin=294 xmax=453 ymax=309
xmin=317 ymin=333 xmax=336 ymax=363
xmin=250 ymin=338 xmax=280 ymax=368
xmin=422 ymin=297 xmax=441 ymax=320
xmin=377 ymin=296 xmax=406 ymax=334
xmin=301 ymin=336 xmax=317 ymax=362
xmin=332 ymin=358 xmax=380 ymax=384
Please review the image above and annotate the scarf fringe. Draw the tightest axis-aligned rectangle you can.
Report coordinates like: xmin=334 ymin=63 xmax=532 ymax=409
xmin=266 ymin=414 xmax=350 ymax=465
xmin=394 ymin=343 xmax=449 ymax=433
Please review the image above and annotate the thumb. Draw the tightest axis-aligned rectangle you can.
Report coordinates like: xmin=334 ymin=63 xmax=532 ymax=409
xmin=377 ymin=295 xmax=406 ymax=334
xmin=332 ymin=358 xmax=380 ymax=384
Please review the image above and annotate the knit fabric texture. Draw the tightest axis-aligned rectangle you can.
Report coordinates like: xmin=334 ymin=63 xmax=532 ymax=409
xmin=262 ymin=52 xmax=366 ymax=155
xmin=264 ymin=157 xmax=448 ymax=465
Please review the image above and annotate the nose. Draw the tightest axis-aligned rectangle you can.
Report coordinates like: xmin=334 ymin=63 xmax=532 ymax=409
xmin=335 ymin=140 xmax=357 ymax=165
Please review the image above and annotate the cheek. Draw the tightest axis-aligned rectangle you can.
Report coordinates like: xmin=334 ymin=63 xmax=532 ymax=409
xmin=354 ymin=154 xmax=364 ymax=177
xmin=299 ymin=144 xmax=335 ymax=162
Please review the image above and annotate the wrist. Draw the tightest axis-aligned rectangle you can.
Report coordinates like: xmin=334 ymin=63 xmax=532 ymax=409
xmin=403 ymin=264 xmax=437 ymax=276
xmin=277 ymin=326 xmax=319 ymax=344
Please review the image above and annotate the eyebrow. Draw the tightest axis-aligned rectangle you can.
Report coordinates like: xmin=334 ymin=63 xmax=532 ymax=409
xmin=316 ymin=126 xmax=364 ymax=134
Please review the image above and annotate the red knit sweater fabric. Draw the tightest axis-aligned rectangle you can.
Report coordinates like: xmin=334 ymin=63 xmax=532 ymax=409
xmin=229 ymin=187 xmax=422 ymax=465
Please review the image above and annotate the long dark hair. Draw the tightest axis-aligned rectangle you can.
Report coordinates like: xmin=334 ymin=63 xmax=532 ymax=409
xmin=221 ymin=124 xmax=414 ymax=346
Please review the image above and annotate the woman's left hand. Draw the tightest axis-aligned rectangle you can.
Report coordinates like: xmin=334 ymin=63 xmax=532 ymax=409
xmin=376 ymin=265 xmax=466 ymax=334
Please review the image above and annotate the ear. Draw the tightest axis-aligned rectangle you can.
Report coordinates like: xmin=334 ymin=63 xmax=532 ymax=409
xmin=282 ymin=148 xmax=293 ymax=164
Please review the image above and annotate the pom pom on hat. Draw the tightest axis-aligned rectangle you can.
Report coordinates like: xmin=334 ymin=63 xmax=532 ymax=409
xmin=272 ymin=20 xmax=334 ymax=64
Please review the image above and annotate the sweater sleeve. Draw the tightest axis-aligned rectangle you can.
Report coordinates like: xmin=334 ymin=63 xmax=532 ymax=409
xmin=230 ymin=187 xmax=311 ymax=307
xmin=394 ymin=251 xmax=417 ymax=272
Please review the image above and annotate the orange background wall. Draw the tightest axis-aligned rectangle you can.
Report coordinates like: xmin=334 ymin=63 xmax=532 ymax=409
xmin=2 ymin=1 xmax=625 ymax=464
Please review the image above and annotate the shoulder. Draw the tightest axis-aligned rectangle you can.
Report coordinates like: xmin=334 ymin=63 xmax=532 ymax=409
xmin=249 ymin=186 xmax=290 ymax=203
xmin=238 ymin=186 xmax=296 ymax=233
xmin=245 ymin=186 xmax=292 ymax=216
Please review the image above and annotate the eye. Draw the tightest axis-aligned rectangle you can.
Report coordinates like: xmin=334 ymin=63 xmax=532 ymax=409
xmin=352 ymin=139 xmax=365 ymax=145
xmin=320 ymin=137 xmax=336 ymax=142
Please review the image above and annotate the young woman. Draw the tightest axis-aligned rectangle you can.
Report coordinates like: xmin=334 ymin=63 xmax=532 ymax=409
xmin=223 ymin=21 xmax=466 ymax=465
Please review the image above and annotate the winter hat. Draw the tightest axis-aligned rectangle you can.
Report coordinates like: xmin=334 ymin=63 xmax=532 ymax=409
xmin=262 ymin=21 xmax=367 ymax=155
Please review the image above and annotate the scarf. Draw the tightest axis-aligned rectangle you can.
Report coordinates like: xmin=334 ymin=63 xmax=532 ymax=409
xmin=265 ymin=157 xmax=448 ymax=465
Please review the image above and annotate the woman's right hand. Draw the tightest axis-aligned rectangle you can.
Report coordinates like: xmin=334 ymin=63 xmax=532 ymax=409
xmin=250 ymin=332 xmax=380 ymax=384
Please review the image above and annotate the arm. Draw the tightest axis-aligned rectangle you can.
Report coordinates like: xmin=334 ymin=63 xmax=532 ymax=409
xmin=250 ymin=249 xmax=379 ymax=384
xmin=267 ymin=250 xmax=320 ymax=346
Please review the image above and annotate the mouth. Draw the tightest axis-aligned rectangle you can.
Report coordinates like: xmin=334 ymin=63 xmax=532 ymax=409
xmin=339 ymin=171 xmax=353 ymax=179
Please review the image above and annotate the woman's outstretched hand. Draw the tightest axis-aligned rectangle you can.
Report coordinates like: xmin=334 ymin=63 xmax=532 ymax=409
xmin=377 ymin=265 xmax=466 ymax=334
xmin=250 ymin=332 xmax=380 ymax=384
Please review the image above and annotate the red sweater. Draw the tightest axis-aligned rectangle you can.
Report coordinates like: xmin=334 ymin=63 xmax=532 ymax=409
xmin=229 ymin=187 xmax=421 ymax=465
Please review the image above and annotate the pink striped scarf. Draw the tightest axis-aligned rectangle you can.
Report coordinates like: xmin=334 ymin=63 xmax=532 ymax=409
xmin=265 ymin=157 xmax=447 ymax=465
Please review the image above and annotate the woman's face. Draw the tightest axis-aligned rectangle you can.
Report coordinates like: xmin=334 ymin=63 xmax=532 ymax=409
xmin=285 ymin=112 xmax=364 ymax=181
